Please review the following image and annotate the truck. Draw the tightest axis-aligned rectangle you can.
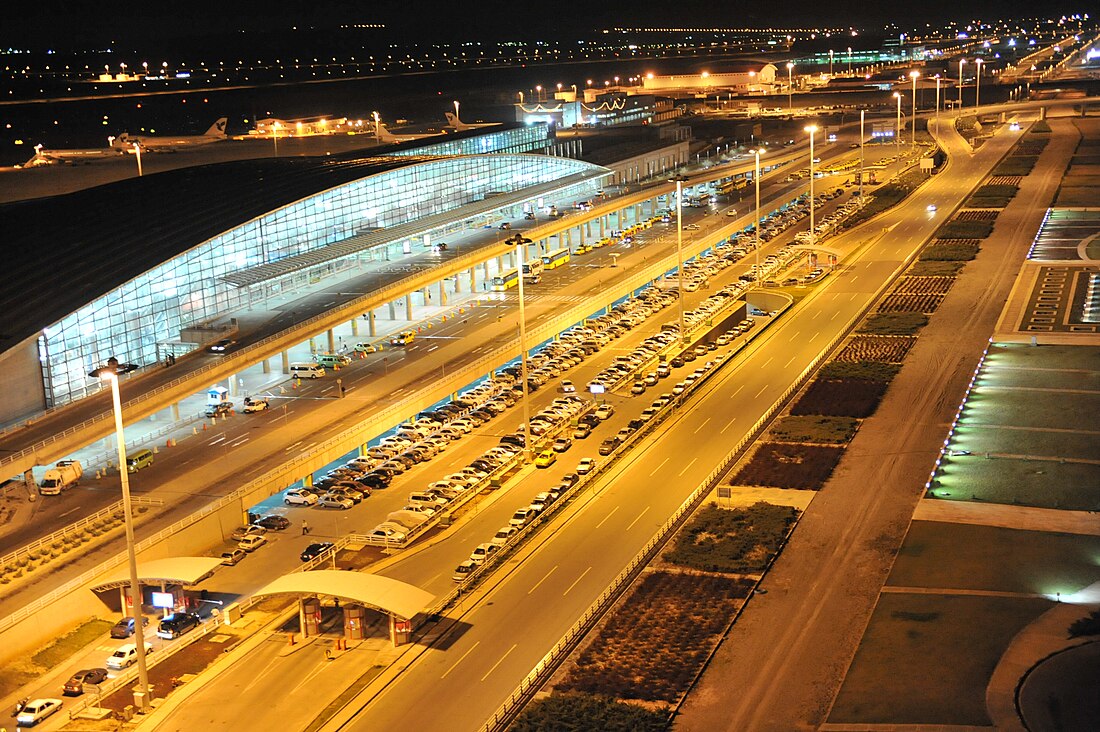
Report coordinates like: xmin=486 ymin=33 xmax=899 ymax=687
xmin=39 ymin=459 xmax=83 ymax=495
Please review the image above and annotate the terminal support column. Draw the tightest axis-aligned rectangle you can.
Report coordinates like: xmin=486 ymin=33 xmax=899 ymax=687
xmin=350 ymin=318 xmax=359 ymax=337
xmin=281 ymin=351 xmax=290 ymax=374
xmin=468 ymin=268 xmax=478 ymax=293
xmin=327 ymin=329 xmax=336 ymax=354
xmin=368 ymin=311 xmax=377 ymax=337
xmin=388 ymin=301 xmax=397 ymax=320
xmin=438 ymin=280 xmax=447 ymax=306
xmin=405 ymin=296 xmax=414 ymax=321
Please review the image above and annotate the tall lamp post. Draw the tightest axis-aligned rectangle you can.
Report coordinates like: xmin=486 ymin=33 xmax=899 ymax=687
xmin=935 ymin=74 xmax=941 ymax=119
xmin=958 ymin=58 xmax=966 ymax=109
xmin=786 ymin=62 xmax=794 ymax=113
xmin=752 ymin=149 xmax=763 ymax=275
xmin=132 ymin=143 xmax=143 ymax=177
xmin=669 ymin=174 xmax=689 ymax=342
xmin=805 ymin=124 xmax=818 ymax=244
xmin=975 ymin=58 xmax=984 ymax=110
xmin=504 ymin=233 xmax=534 ymax=461
xmin=893 ymin=92 xmax=902 ymax=151
xmin=909 ymin=70 xmax=920 ymax=147
xmin=87 ymin=362 xmax=150 ymax=711
xmin=858 ymin=109 xmax=865 ymax=199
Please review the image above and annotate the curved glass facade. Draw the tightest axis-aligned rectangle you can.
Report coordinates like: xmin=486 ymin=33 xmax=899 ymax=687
xmin=39 ymin=139 xmax=606 ymax=408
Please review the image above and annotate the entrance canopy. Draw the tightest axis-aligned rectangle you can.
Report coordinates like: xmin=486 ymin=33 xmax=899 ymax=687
xmin=253 ymin=570 xmax=435 ymax=621
xmin=91 ymin=557 xmax=223 ymax=592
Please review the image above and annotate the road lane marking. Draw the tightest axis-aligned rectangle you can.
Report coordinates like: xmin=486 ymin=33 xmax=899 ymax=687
xmin=677 ymin=458 xmax=697 ymax=477
xmin=831 ymin=310 xmax=840 ymax=320
xmin=755 ymin=385 xmax=768 ymax=398
xmin=480 ymin=643 xmax=518 ymax=682
xmin=528 ymin=565 xmax=558 ymax=595
xmin=721 ymin=416 xmax=738 ymax=434
xmin=563 ymin=567 xmax=592 ymax=597
xmin=285 ymin=441 xmax=303 ymax=451
xmin=733 ymin=384 xmax=745 ymax=396
xmin=649 ymin=457 xmax=670 ymax=477
xmin=784 ymin=356 xmax=797 ymax=368
xmin=441 ymin=641 xmax=480 ymax=679
xmin=208 ymin=436 xmax=227 ymax=446
xmin=789 ymin=330 xmax=800 ymax=342
xmin=761 ymin=356 xmax=773 ymax=368
xmin=626 ymin=506 xmax=650 ymax=531
xmin=596 ymin=506 xmax=620 ymax=529
xmin=694 ymin=417 xmax=712 ymax=434
xmin=229 ymin=436 xmax=250 ymax=448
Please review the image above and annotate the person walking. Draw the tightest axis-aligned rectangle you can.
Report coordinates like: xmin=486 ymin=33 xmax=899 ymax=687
xmin=302 ymin=521 xmax=310 ymax=536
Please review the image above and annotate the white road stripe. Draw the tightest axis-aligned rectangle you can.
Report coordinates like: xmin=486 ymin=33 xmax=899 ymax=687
xmin=677 ymin=458 xmax=697 ymax=477
xmin=528 ymin=565 xmax=558 ymax=595
xmin=441 ymin=641 xmax=481 ymax=679
xmin=563 ymin=567 xmax=592 ymax=597
xmin=626 ymin=506 xmax=651 ymax=531
xmin=480 ymin=644 xmax=518 ymax=682
xmin=694 ymin=417 xmax=711 ymax=434
xmin=649 ymin=457 xmax=670 ymax=477
xmin=596 ymin=506 xmax=620 ymax=529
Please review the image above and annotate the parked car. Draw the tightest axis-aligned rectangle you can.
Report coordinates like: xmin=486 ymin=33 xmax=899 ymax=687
xmin=238 ymin=534 xmax=267 ymax=552
xmin=109 ymin=616 xmax=149 ymax=639
xmin=490 ymin=526 xmax=519 ymax=547
xmin=300 ymin=542 xmax=335 ymax=562
xmin=552 ymin=436 xmax=573 ymax=453
xmin=510 ymin=507 xmax=537 ymax=527
xmin=16 ymin=698 xmax=63 ymax=726
xmin=62 ymin=668 xmax=108 ymax=696
xmin=106 ymin=642 xmax=154 ymax=670
xmin=317 ymin=494 xmax=354 ymax=510
xmin=220 ymin=548 xmax=247 ymax=566
xmin=157 ymin=612 xmax=201 ymax=640
xmin=453 ymin=560 xmax=478 ymax=582
xmin=534 ymin=450 xmax=557 ymax=468
xmin=284 ymin=488 xmax=318 ymax=506
xmin=253 ymin=514 xmax=291 ymax=531
xmin=469 ymin=542 xmax=499 ymax=564
xmin=242 ymin=397 xmax=269 ymax=413
xmin=576 ymin=458 xmax=597 ymax=475
xmin=573 ymin=423 xmax=593 ymax=440
xmin=231 ymin=525 xmax=267 ymax=542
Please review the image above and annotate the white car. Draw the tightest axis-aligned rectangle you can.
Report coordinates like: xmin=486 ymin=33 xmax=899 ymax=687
xmin=369 ymin=524 xmax=407 ymax=542
xmin=576 ymin=457 xmax=597 ymax=475
xmin=594 ymin=404 xmax=615 ymax=420
xmin=560 ymin=380 xmax=576 ymax=393
xmin=317 ymin=494 xmax=354 ymax=510
xmin=926 ymin=203 xmax=937 ymax=212
xmin=106 ymin=642 xmax=154 ymax=670
xmin=490 ymin=526 xmax=519 ymax=547
xmin=284 ymin=489 xmax=318 ymax=506
xmin=469 ymin=542 xmax=499 ymax=564
xmin=242 ymin=398 xmax=269 ymax=413
xmin=238 ymin=534 xmax=268 ymax=552
xmin=17 ymin=698 xmax=63 ymax=726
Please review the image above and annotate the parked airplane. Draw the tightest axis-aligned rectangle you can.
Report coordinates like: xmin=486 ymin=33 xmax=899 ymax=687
xmin=444 ymin=101 xmax=496 ymax=132
xmin=24 ymin=143 xmax=123 ymax=167
xmin=372 ymin=112 xmax=442 ymax=144
xmin=112 ymin=118 xmax=228 ymax=152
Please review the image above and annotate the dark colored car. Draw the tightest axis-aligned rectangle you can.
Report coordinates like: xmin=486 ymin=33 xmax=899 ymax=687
xmin=63 ymin=668 xmax=108 ymax=696
xmin=204 ymin=401 xmax=233 ymax=418
xmin=300 ymin=542 xmax=335 ymax=562
xmin=560 ymin=472 xmax=580 ymax=488
xmin=208 ymin=338 xmax=237 ymax=353
xmin=110 ymin=616 xmax=149 ymax=639
xmin=157 ymin=612 xmax=201 ymax=640
xmin=359 ymin=473 xmax=390 ymax=489
xmin=253 ymin=515 xmax=291 ymax=531
xmin=598 ymin=437 xmax=620 ymax=456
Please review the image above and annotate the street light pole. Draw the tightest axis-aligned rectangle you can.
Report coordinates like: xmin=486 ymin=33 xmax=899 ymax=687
xmin=893 ymin=92 xmax=902 ymax=151
xmin=669 ymin=175 xmax=689 ymax=342
xmin=858 ymin=109 xmax=865 ymax=199
xmin=805 ymin=124 xmax=818 ymax=244
xmin=975 ymin=59 xmax=983 ymax=110
xmin=505 ymin=234 xmax=534 ymax=462
xmin=935 ymin=75 xmax=941 ymax=119
xmin=94 ymin=368 xmax=150 ymax=710
xmin=753 ymin=149 xmax=763 ymax=276
xmin=910 ymin=71 xmax=920 ymax=148
xmin=958 ymin=58 xmax=966 ymax=109
xmin=132 ymin=143 xmax=142 ymax=177
xmin=786 ymin=62 xmax=794 ymax=113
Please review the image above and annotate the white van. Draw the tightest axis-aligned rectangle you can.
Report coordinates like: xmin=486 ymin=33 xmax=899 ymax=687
xmin=289 ymin=362 xmax=325 ymax=379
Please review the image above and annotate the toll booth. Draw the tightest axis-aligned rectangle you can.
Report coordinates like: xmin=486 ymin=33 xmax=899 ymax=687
xmin=207 ymin=385 xmax=230 ymax=406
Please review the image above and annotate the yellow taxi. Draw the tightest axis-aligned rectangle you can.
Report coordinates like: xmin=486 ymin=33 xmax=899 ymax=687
xmin=534 ymin=450 xmax=557 ymax=468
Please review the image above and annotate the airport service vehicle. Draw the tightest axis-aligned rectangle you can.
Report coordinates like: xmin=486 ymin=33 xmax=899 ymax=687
xmin=38 ymin=459 xmax=83 ymax=495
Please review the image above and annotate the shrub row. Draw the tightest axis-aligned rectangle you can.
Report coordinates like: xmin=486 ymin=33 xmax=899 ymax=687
xmin=665 ymin=502 xmax=800 ymax=573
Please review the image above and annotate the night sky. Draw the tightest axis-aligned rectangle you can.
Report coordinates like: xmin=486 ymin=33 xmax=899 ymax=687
xmin=5 ymin=1 xmax=1090 ymax=49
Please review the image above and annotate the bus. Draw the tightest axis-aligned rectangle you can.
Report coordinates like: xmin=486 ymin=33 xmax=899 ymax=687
xmin=522 ymin=258 xmax=544 ymax=277
xmin=541 ymin=248 xmax=571 ymax=270
xmin=490 ymin=270 xmax=519 ymax=292
xmin=716 ymin=178 xmax=748 ymax=196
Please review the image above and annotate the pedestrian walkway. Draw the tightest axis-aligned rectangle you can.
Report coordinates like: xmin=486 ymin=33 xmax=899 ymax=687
xmin=913 ymin=499 xmax=1100 ymax=536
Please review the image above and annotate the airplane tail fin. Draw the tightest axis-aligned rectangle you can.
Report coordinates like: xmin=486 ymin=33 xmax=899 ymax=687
xmin=205 ymin=118 xmax=229 ymax=138
xmin=444 ymin=111 xmax=472 ymax=131
xmin=375 ymin=123 xmax=399 ymax=143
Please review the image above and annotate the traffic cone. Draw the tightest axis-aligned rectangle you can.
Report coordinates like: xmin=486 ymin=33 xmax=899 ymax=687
xmin=192 ymin=427 xmax=198 ymax=435
xmin=166 ymin=438 xmax=175 ymax=448
xmin=152 ymin=446 xmax=159 ymax=454
xmin=202 ymin=422 xmax=208 ymax=431
xmin=96 ymin=469 xmax=102 ymax=480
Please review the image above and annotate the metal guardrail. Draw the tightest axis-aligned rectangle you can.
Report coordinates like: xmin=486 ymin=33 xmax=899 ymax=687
xmin=0 ymin=496 xmax=163 ymax=578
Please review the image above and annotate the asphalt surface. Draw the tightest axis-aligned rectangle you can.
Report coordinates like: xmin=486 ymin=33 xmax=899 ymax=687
xmin=677 ymin=115 xmax=1070 ymax=730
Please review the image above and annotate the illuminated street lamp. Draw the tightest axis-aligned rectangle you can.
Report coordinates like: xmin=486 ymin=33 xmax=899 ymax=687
xmin=87 ymin=360 xmax=150 ymax=711
xmin=958 ymin=58 xmax=966 ymax=109
xmin=535 ymin=85 xmax=542 ymax=101
xmin=752 ymin=149 xmax=763 ymax=275
xmin=975 ymin=58 xmax=984 ymax=110
xmin=669 ymin=174 xmax=690 ymax=342
xmin=847 ymin=47 xmax=853 ymax=74
xmin=858 ymin=109 xmax=866 ymax=199
xmin=909 ymin=70 xmax=920 ymax=147
xmin=132 ymin=142 xmax=142 ymax=176
xmin=805 ymin=124 xmax=819 ymax=244
xmin=786 ymin=62 xmax=795 ymax=113
xmin=935 ymin=74 xmax=942 ymax=119
xmin=893 ymin=92 xmax=902 ymax=151
xmin=504 ymin=233 xmax=534 ymax=460
xmin=829 ymin=49 xmax=834 ymax=76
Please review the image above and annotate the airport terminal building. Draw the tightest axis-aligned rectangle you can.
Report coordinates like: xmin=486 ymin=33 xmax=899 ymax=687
xmin=0 ymin=124 xmax=610 ymax=416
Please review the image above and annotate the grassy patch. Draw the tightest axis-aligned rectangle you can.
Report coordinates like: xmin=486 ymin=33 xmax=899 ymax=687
xmin=514 ymin=692 xmax=669 ymax=732
xmin=770 ymin=415 xmax=859 ymax=443
xmin=557 ymin=571 xmax=752 ymax=702
xmin=792 ymin=379 xmax=890 ymax=418
xmin=844 ymin=168 xmax=929 ymax=229
xmin=936 ymin=219 xmax=995 ymax=239
xmin=828 ymin=593 xmax=1050 ymax=726
xmin=820 ymin=360 xmax=900 ymax=382
xmin=920 ymin=241 xmax=980 ymax=261
xmin=993 ymin=156 xmax=1039 ymax=177
xmin=889 ymin=521 xmax=1100 ymax=595
xmin=909 ymin=260 xmax=965 ymax=276
xmin=0 ymin=617 xmax=114 ymax=699
xmin=858 ymin=312 xmax=929 ymax=335
xmin=665 ymin=502 xmax=799 ymax=573
xmin=731 ymin=443 xmax=846 ymax=489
